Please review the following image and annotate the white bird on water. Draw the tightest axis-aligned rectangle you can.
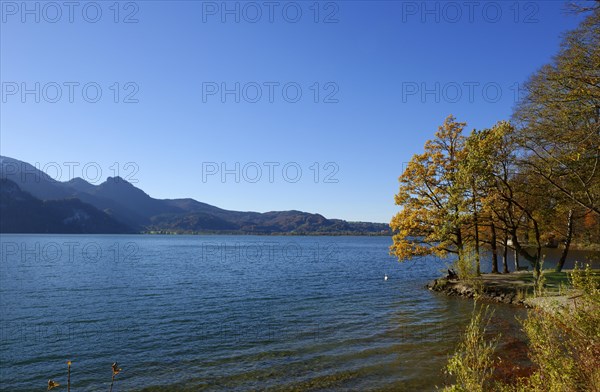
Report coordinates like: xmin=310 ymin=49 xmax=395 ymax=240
xmin=384 ymin=274 xmax=388 ymax=281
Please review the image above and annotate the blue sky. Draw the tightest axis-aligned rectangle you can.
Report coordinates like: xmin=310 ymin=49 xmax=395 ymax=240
xmin=0 ymin=1 xmax=585 ymax=223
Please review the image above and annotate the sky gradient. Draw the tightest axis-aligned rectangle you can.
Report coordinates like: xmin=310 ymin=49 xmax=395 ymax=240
xmin=0 ymin=1 xmax=585 ymax=223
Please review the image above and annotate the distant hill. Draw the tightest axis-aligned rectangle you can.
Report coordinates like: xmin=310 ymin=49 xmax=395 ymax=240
xmin=0 ymin=156 xmax=391 ymax=235
xmin=0 ymin=178 xmax=133 ymax=234
xmin=0 ymin=156 xmax=72 ymax=199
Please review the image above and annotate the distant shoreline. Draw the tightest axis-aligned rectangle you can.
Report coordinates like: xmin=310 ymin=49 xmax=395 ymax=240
xmin=0 ymin=231 xmax=392 ymax=236
xmin=141 ymin=231 xmax=392 ymax=236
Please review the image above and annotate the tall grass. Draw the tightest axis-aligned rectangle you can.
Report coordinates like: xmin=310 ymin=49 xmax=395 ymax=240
xmin=444 ymin=264 xmax=600 ymax=391
xmin=444 ymin=303 xmax=499 ymax=392
xmin=47 ymin=361 xmax=122 ymax=391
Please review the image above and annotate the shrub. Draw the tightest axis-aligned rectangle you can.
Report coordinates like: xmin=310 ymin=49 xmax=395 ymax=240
xmin=444 ymin=264 xmax=600 ymax=391
xmin=444 ymin=303 xmax=499 ymax=392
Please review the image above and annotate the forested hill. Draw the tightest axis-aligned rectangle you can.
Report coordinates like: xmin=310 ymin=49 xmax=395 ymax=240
xmin=0 ymin=157 xmax=390 ymax=235
xmin=0 ymin=178 xmax=133 ymax=234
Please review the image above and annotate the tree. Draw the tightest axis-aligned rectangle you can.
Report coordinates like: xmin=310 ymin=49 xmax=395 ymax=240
xmin=459 ymin=127 xmax=508 ymax=274
xmin=390 ymin=116 xmax=467 ymax=263
xmin=513 ymin=8 xmax=600 ymax=216
xmin=392 ymin=6 xmax=599 ymax=275
xmin=461 ymin=122 xmax=551 ymax=273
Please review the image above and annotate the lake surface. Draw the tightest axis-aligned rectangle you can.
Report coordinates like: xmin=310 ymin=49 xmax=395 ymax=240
xmin=0 ymin=235 xmax=526 ymax=391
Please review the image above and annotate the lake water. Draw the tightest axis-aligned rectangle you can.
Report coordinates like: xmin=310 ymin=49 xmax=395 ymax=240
xmin=0 ymin=235 xmax=527 ymax=391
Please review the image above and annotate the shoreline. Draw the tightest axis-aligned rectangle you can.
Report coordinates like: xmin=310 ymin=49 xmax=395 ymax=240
xmin=0 ymin=231 xmax=392 ymax=236
xmin=427 ymin=276 xmax=528 ymax=306
xmin=426 ymin=270 xmax=593 ymax=308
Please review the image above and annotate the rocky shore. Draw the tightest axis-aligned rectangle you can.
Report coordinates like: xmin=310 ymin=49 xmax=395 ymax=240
xmin=427 ymin=277 xmax=527 ymax=305
xmin=426 ymin=271 xmax=589 ymax=310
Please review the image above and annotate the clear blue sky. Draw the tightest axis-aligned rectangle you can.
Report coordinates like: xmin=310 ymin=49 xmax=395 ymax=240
xmin=0 ymin=1 xmax=584 ymax=223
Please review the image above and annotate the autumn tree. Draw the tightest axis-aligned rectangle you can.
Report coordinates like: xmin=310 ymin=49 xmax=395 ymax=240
xmin=460 ymin=122 xmax=551 ymax=273
xmin=459 ymin=125 xmax=513 ymax=274
xmin=390 ymin=116 xmax=467 ymax=263
xmin=513 ymin=7 xmax=600 ymax=216
xmin=393 ymin=8 xmax=599 ymax=274
xmin=458 ymin=131 xmax=487 ymax=274
xmin=475 ymin=123 xmax=522 ymax=274
xmin=508 ymin=8 xmax=600 ymax=270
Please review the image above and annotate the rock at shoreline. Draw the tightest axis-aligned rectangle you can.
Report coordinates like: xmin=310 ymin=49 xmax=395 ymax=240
xmin=427 ymin=271 xmax=593 ymax=310
xmin=426 ymin=277 xmax=524 ymax=306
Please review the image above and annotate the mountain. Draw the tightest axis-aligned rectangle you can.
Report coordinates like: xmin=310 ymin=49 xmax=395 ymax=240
xmin=0 ymin=156 xmax=72 ymax=199
xmin=66 ymin=177 xmax=97 ymax=193
xmin=0 ymin=156 xmax=391 ymax=235
xmin=66 ymin=176 xmax=182 ymax=228
xmin=0 ymin=179 xmax=133 ymax=234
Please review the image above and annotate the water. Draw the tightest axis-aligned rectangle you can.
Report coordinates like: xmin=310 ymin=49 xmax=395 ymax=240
xmin=0 ymin=235 xmax=525 ymax=391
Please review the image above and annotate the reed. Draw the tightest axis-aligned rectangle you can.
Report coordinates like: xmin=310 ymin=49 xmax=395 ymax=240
xmin=109 ymin=362 xmax=122 ymax=392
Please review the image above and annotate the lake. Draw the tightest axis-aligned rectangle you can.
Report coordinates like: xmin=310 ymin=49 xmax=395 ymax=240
xmin=0 ymin=235 xmax=526 ymax=391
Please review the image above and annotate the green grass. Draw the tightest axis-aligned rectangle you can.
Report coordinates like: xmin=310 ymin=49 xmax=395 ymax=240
xmin=474 ymin=270 xmax=600 ymax=297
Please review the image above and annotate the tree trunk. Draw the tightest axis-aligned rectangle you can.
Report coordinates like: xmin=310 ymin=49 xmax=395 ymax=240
xmin=472 ymin=192 xmax=481 ymax=276
xmin=502 ymin=230 xmax=509 ymax=273
xmin=456 ymin=227 xmax=464 ymax=262
xmin=532 ymin=219 xmax=542 ymax=273
xmin=491 ymin=221 xmax=499 ymax=273
xmin=555 ymin=209 xmax=574 ymax=272
xmin=510 ymin=222 xmax=540 ymax=269
xmin=511 ymin=229 xmax=521 ymax=270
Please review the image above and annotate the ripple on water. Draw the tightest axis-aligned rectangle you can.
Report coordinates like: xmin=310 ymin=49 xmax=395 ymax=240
xmin=0 ymin=235 xmax=528 ymax=391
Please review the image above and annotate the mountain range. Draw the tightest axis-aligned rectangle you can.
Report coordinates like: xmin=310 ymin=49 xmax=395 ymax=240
xmin=0 ymin=156 xmax=391 ymax=235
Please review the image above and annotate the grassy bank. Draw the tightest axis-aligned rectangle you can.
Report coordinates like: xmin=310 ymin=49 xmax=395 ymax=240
xmin=428 ymin=269 xmax=600 ymax=307
xmin=442 ymin=265 xmax=600 ymax=391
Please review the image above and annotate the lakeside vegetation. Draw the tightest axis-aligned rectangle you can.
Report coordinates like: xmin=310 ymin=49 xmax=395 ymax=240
xmin=390 ymin=6 xmax=600 ymax=275
xmin=444 ymin=264 xmax=600 ymax=391
xmin=389 ymin=5 xmax=599 ymax=391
